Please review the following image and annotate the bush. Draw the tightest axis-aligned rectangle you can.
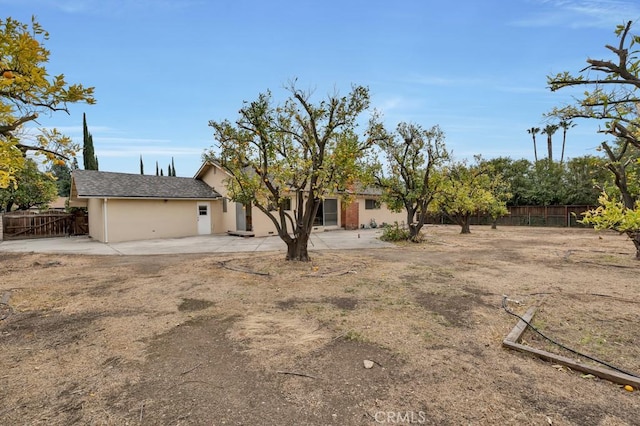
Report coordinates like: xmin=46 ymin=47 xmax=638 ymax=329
xmin=380 ymin=222 xmax=410 ymax=242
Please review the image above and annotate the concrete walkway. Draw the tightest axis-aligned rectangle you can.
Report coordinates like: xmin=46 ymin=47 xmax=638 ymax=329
xmin=0 ymin=229 xmax=393 ymax=255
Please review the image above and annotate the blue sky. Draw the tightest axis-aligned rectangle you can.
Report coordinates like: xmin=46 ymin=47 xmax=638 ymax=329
xmin=3 ymin=0 xmax=640 ymax=176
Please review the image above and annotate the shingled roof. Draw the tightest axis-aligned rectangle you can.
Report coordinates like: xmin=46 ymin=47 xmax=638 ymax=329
xmin=72 ymin=170 xmax=221 ymax=199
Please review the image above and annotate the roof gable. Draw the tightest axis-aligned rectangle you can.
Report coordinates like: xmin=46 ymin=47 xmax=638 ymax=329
xmin=71 ymin=170 xmax=221 ymax=200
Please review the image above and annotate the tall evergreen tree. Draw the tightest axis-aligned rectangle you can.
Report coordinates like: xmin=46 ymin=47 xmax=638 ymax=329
xmin=82 ymin=113 xmax=99 ymax=170
xmin=167 ymin=163 xmax=172 ymax=177
xmin=171 ymin=157 xmax=176 ymax=176
xmin=140 ymin=155 xmax=144 ymax=175
xmin=155 ymin=161 xmax=159 ymax=176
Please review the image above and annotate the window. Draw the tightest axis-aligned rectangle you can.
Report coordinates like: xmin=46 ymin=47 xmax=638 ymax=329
xmin=198 ymin=205 xmax=208 ymax=216
xmin=222 ymin=197 xmax=227 ymax=213
xmin=365 ymin=199 xmax=381 ymax=210
xmin=314 ymin=199 xmax=338 ymax=226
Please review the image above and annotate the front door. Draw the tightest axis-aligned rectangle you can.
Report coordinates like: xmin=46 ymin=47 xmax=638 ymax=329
xmin=197 ymin=202 xmax=211 ymax=235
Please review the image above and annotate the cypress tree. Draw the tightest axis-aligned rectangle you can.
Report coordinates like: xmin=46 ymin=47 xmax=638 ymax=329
xmin=171 ymin=157 xmax=176 ymax=176
xmin=82 ymin=113 xmax=99 ymax=170
xmin=140 ymin=155 xmax=144 ymax=175
xmin=155 ymin=161 xmax=159 ymax=176
xmin=160 ymin=168 xmax=164 ymax=176
xmin=167 ymin=163 xmax=172 ymax=177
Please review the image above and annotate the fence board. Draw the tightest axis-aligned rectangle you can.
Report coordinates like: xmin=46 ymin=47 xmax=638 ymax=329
xmin=2 ymin=211 xmax=88 ymax=240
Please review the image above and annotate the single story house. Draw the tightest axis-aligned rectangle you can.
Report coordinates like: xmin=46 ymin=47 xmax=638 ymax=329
xmin=71 ymin=170 xmax=222 ymax=243
xmin=70 ymin=162 xmax=406 ymax=243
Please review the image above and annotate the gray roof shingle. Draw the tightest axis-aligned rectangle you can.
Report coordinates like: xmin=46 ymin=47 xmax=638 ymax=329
xmin=72 ymin=170 xmax=221 ymax=199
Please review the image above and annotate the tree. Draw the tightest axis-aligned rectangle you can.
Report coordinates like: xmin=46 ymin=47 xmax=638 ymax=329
xmin=481 ymin=157 xmax=532 ymax=206
xmin=207 ymin=82 xmax=382 ymax=261
xmin=49 ymin=161 xmax=71 ymax=197
xmin=559 ymin=120 xmax=575 ymax=164
xmin=541 ymin=124 xmax=559 ymax=161
xmin=564 ymin=155 xmax=610 ymax=205
xmin=547 ymin=20 xmax=640 ymax=258
xmin=523 ymin=159 xmax=567 ymax=205
xmin=0 ymin=17 xmax=95 ymax=188
xmin=155 ymin=161 xmax=159 ymax=176
xmin=370 ymin=122 xmax=449 ymax=242
xmin=140 ymin=155 xmax=144 ymax=175
xmin=82 ymin=113 xmax=98 ymax=170
xmin=527 ymin=127 xmax=540 ymax=162
xmin=0 ymin=159 xmax=57 ymax=211
xmin=434 ymin=158 xmax=508 ymax=234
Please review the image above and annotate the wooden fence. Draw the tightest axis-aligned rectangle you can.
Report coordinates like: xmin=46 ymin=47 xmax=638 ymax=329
xmin=430 ymin=205 xmax=595 ymax=228
xmin=1 ymin=211 xmax=88 ymax=241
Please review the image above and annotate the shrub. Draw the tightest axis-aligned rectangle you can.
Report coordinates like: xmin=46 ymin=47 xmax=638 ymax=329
xmin=380 ymin=222 xmax=410 ymax=242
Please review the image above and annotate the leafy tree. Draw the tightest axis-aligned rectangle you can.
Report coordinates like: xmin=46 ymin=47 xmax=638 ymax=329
xmin=523 ymin=160 xmax=567 ymax=205
xmin=564 ymin=155 xmax=610 ymax=205
xmin=434 ymin=158 xmax=508 ymax=234
xmin=207 ymin=82 xmax=382 ymax=261
xmin=369 ymin=122 xmax=449 ymax=242
xmin=481 ymin=157 xmax=532 ymax=206
xmin=49 ymin=161 xmax=71 ymax=197
xmin=0 ymin=17 xmax=95 ymax=188
xmin=0 ymin=159 xmax=57 ymax=211
xmin=82 ymin=113 xmax=98 ymax=170
xmin=547 ymin=20 xmax=640 ymax=258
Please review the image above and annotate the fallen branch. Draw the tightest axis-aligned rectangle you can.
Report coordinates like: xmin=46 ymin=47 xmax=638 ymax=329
xmin=276 ymin=370 xmax=318 ymax=379
xmin=218 ymin=261 xmax=270 ymax=276
xmin=180 ymin=363 xmax=202 ymax=375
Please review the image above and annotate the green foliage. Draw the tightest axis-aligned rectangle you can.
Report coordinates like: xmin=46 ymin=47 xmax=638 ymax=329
xmin=0 ymin=159 xmax=57 ymax=211
xmin=82 ymin=113 xmax=98 ymax=170
xmin=380 ymin=222 xmax=411 ymax=242
xmin=1 ymin=17 xmax=95 ymax=187
xmin=49 ymin=161 xmax=71 ymax=197
xmin=207 ymin=82 xmax=383 ymax=260
xmin=369 ymin=122 xmax=449 ymax=241
xmin=547 ymin=20 xmax=640 ymax=257
xmin=580 ymin=192 xmax=640 ymax=258
xmin=434 ymin=157 xmax=509 ymax=233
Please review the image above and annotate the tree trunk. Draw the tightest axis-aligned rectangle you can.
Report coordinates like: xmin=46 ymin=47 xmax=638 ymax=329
xmin=547 ymin=135 xmax=553 ymax=162
xmin=628 ymin=231 xmax=640 ymax=260
xmin=491 ymin=219 xmax=497 ymax=230
xmin=460 ymin=215 xmax=471 ymax=234
xmin=532 ymin=135 xmax=538 ymax=162
xmin=409 ymin=222 xmax=424 ymax=242
xmin=285 ymin=234 xmax=311 ymax=261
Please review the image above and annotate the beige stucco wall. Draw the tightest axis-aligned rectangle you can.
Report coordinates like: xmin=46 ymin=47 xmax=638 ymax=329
xmin=357 ymin=197 xmax=406 ymax=228
xmin=104 ymin=199 xmax=203 ymax=243
xmin=84 ymin=198 xmax=215 ymax=243
xmin=87 ymin=198 xmax=105 ymax=242
xmin=198 ymin=164 xmax=236 ymax=233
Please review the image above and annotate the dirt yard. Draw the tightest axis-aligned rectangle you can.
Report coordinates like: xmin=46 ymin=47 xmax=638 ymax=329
xmin=0 ymin=225 xmax=638 ymax=425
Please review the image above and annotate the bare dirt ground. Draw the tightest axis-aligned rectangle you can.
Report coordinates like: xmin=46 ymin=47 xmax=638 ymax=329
xmin=0 ymin=225 xmax=638 ymax=425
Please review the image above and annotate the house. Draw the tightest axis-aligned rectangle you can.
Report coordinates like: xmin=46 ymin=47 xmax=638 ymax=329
xmin=195 ymin=161 xmax=406 ymax=236
xmin=70 ymin=163 xmax=406 ymax=243
xmin=71 ymin=170 xmax=221 ymax=243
